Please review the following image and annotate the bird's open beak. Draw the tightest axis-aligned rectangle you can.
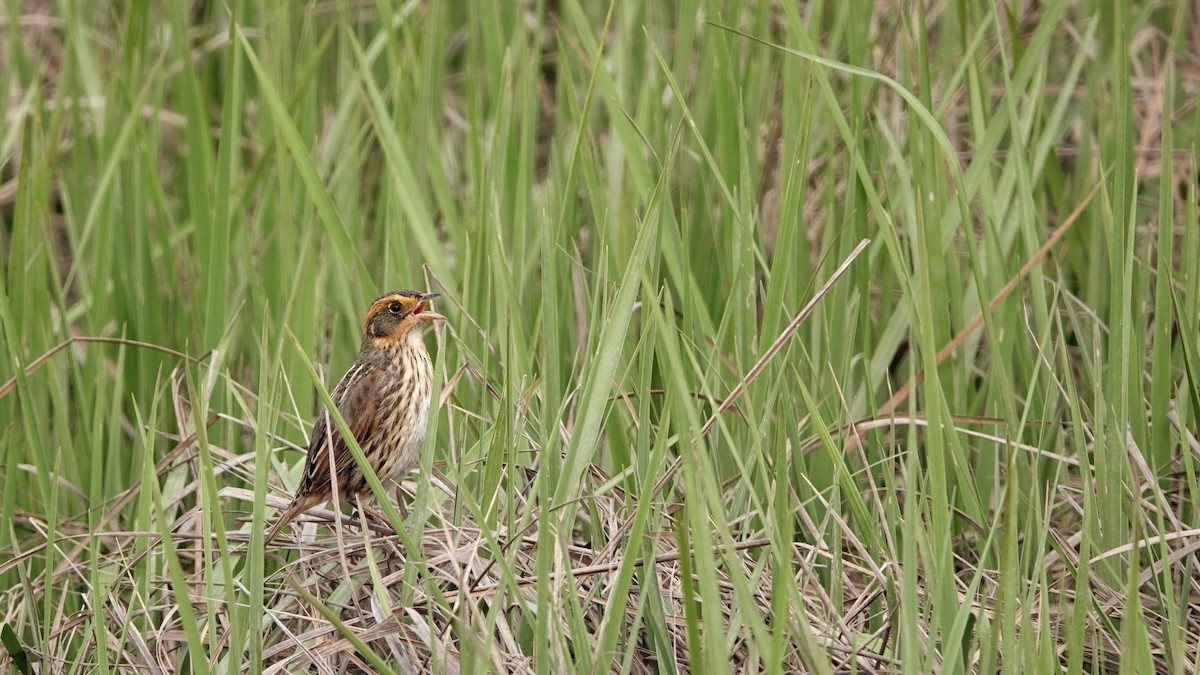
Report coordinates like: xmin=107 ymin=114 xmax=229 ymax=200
xmin=415 ymin=292 xmax=446 ymax=321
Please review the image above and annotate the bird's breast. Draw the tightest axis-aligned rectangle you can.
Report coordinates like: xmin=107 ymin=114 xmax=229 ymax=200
xmin=376 ymin=344 xmax=434 ymax=443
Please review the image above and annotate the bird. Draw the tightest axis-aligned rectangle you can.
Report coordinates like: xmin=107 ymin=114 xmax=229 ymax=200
xmin=266 ymin=289 xmax=445 ymax=543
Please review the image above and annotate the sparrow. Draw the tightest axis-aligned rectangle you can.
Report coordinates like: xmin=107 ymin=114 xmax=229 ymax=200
xmin=266 ymin=289 xmax=444 ymax=542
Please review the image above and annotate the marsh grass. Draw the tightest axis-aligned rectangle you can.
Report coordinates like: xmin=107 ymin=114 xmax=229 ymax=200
xmin=1 ymin=1 xmax=1198 ymax=673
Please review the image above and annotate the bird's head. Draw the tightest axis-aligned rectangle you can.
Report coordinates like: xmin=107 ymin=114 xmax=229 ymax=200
xmin=362 ymin=290 xmax=445 ymax=349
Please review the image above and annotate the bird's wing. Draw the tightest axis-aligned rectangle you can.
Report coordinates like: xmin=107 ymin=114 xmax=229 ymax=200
xmin=299 ymin=361 xmax=381 ymax=499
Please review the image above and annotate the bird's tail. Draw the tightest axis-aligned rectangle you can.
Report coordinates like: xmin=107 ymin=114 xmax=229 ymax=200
xmin=265 ymin=495 xmax=321 ymax=544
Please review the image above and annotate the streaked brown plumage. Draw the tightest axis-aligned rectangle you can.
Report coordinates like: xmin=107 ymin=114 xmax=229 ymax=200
xmin=266 ymin=289 xmax=445 ymax=543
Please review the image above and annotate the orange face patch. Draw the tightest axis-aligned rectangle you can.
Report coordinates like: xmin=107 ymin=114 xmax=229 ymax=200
xmin=362 ymin=292 xmax=422 ymax=333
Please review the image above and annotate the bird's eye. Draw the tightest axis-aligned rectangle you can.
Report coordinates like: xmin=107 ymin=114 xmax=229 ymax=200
xmin=388 ymin=301 xmax=403 ymax=315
